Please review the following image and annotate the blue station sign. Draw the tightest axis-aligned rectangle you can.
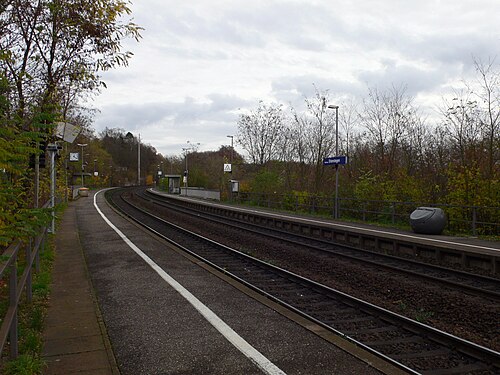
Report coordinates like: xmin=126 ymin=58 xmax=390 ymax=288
xmin=323 ymin=156 xmax=348 ymax=166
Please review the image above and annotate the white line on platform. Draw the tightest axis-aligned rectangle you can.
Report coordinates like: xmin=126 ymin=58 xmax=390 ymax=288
xmin=94 ymin=190 xmax=287 ymax=375
xmin=170 ymin=193 xmax=498 ymax=253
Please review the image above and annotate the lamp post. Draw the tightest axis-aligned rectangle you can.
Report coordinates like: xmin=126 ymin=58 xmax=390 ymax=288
xmin=159 ymin=161 xmax=164 ymax=187
xmin=182 ymin=147 xmax=189 ymax=194
xmin=182 ymin=141 xmax=200 ymax=196
xmin=47 ymin=143 xmax=61 ymax=233
xmin=77 ymin=143 xmax=87 ymax=186
xmin=226 ymin=135 xmax=234 ymax=199
xmin=327 ymin=105 xmax=340 ymax=219
xmin=137 ymin=134 xmax=141 ymax=186
xmin=226 ymin=135 xmax=234 ymax=166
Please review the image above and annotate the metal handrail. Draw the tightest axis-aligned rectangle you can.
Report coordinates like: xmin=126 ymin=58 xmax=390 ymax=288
xmin=234 ymin=192 xmax=500 ymax=235
xmin=0 ymin=218 xmax=49 ymax=359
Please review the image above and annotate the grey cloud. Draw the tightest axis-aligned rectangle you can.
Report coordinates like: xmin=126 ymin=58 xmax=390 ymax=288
xmin=157 ymin=45 xmax=232 ymax=60
xmin=148 ymin=1 xmax=337 ymax=53
xmin=148 ymin=6 xmax=267 ymax=48
xmin=94 ymin=94 xmax=250 ymax=155
xmin=411 ymin=34 xmax=497 ymax=71
xmin=92 ymin=0 xmax=500 ymax=156
xmin=94 ymin=94 xmax=249 ymax=134
xmin=271 ymin=74 xmax=365 ymax=105
xmin=358 ymin=59 xmax=446 ymax=95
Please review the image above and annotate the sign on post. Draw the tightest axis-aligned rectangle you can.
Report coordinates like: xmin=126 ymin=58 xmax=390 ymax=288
xmin=323 ymin=156 xmax=348 ymax=166
xmin=224 ymin=163 xmax=232 ymax=173
xmin=55 ymin=122 xmax=81 ymax=143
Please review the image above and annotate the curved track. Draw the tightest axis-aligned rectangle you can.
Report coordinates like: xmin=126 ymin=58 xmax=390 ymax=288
xmin=141 ymin=189 xmax=500 ymax=300
xmin=107 ymin=187 xmax=500 ymax=375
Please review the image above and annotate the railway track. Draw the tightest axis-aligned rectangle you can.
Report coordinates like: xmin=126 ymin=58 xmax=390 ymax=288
xmin=107 ymin=188 xmax=500 ymax=374
xmin=140 ymin=189 xmax=500 ymax=301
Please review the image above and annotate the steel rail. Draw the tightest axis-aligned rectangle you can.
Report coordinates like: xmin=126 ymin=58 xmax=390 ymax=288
xmin=108 ymin=188 xmax=500 ymax=374
xmin=141 ymin=189 xmax=500 ymax=300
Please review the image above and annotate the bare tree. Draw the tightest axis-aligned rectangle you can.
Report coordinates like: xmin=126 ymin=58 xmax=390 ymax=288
xmin=237 ymin=101 xmax=285 ymax=165
xmin=338 ymin=98 xmax=359 ymax=178
xmin=439 ymin=90 xmax=484 ymax=204
xmin=400 ymin=114 xmax=430 ymax=176
xmin=471 ymin=57 xmax=500 ymax=181
xmin=360 ymin=84 xmax=418 ymax=177
xmin=441 ymin=91 xmax=483 ymax=168
xmin=299 ymin=88 xmax=338 ymax=192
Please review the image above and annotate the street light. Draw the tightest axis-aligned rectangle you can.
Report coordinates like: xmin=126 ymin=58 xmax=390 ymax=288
xmin=226 ymin=135 xmax=234 ymax=166
xmin=327 ymin=105 xmax=340 ymax=219
xmin=137 ymin=134 xmax=141 ymax=186
xmin=182 ymin=148 xmax=189 ymax=193
xmin=226 ymin=135 xmax=234 ymax=200
xmin=77 ymin=143 xmax=87 ymax=186
xmin=182 ymin=141 xmax=200 ymax=196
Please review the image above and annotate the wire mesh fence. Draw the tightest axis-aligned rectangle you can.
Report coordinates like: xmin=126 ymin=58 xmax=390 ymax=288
xmin=233 ymin=192 xmax=500 ymax=236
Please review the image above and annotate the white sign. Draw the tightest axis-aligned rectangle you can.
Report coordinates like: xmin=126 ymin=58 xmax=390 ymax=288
xmin=69 ymin=152 xmax=79 ymax=162
xmin=94 ymin=171 xmax=99 ymax=177
xmin=56 ymin=122 xmax=81 ymax=143
xmin=224 ymin=163 xmax=232 ymax=173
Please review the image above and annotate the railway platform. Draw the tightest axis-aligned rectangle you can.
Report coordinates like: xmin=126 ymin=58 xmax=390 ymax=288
xmin=149 ymin=189 xmax=500 ymax=276
xmin=41 ymin=190 xmax=399 ymax=374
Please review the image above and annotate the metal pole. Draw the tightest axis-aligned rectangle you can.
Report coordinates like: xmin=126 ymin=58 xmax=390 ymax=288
xmin=77 ymin=143 xmax=87 ymax=188
xmin=50 ymin=149 xmax=56 ymax=233
xmin=327 ymin=104 xmax=340 ymax=219
xmin=227 ymin=135 xmax=234 ymax=165
xmin=182 ymin=148 xmax=188 ymax=195
xmin=182 ymin=142 xmax=199 ymax=196
xmin=227 ymin=135 xmax=234 ymax=200
xmin=81 ymin=145 xmax=84 ymax=186
xmin=137 ymin=134 xmax=141 ymax=186
xmin=335 ymin=106 xmax=339 ymax=219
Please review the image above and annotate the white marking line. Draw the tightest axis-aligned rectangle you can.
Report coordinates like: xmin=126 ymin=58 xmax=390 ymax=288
xmin=94 ymin=190 xmax=286 ymax=375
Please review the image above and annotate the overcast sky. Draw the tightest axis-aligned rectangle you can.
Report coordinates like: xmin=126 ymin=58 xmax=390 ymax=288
xmin=91 ymin=0 xmax=500 ymax=157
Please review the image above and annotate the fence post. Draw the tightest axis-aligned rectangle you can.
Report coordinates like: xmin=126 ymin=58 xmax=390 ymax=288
xmin=26 ymin=241 xmax=32 ymax=303
xmin=35 ymin=234 xmax=41 ymax=273
xmin=9 ymin=261 xmax=18 ymax=359
xmin=472 ymin=206 xmax=477 ymax=236
xmin=391 ymin=202 xmax=396 ymax=224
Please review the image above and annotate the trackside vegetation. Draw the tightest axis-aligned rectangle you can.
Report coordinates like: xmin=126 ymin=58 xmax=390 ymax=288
xmin=0 ymin=0 xmax=141 ymax=372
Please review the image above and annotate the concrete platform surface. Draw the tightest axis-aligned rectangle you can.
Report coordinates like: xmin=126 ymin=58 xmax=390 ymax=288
xmin=42 ymin=203 xmax=119 ymax=375
xmin=42 ymin=190 xmax=393 ymax=374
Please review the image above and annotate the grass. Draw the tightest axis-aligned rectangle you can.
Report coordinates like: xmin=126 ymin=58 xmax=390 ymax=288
xmin=3 ymin=354 xmax=45 ymax=375
xmin=414 ymin=308 xmax=434 ymax=324
xmin=0 ymin=236 xmax=54 ymax=375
